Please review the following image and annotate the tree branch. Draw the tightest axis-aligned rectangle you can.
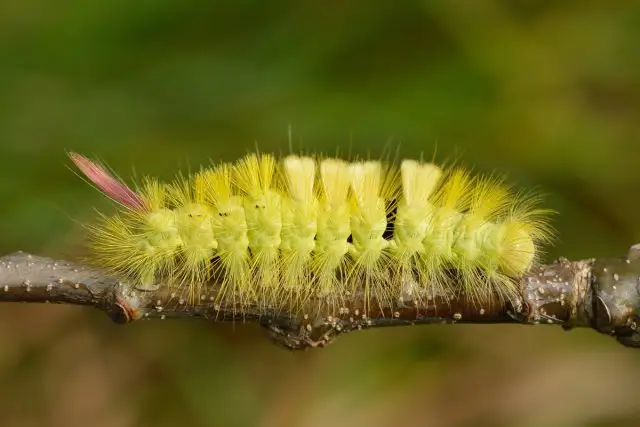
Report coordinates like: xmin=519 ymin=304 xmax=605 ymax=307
xmin=1 ymin=246 xmax=638 ymax=350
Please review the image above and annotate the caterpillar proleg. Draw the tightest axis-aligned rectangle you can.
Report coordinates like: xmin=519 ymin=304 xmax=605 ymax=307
xmin=70 ymin=151 xmax=554 ymax=315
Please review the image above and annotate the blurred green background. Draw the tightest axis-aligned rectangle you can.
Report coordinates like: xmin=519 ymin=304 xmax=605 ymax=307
xmin=1 ymin=1 xmax=640 ymax=426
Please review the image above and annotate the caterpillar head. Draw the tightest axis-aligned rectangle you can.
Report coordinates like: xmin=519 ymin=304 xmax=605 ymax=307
xmin=496 ymin=221 xmax=537 ymax=277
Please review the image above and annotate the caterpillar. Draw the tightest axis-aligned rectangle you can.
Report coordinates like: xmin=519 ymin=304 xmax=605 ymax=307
xmin=69 ymin=150 xmax=554 ymax=317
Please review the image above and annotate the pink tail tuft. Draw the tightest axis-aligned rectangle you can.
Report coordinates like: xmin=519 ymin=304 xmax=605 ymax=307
xmin=69 ymin=152 xmax=146 ymax=211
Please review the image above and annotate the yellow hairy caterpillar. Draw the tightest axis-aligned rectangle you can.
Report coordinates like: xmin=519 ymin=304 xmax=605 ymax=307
xmin=69 ymin=151 xmax=554 ymax=316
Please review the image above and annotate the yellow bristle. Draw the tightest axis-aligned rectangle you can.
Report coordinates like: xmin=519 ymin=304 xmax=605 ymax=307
xmin=164 ymin=175 xmax=217 ymax=301
xmin=422 ymin=168 xmax=471 ymax=261
xmin=453 ymin=177 xmax=510 ymax=264
xmin=496 ymin=191 xmax=555 ymax=276
xmin=313 ymin=158 xmax=352 ymax=307
xmin=394 ymin=161 xmax=443 ymax=251
xmin=413 ymin=168 xmax=473 ymax=299
xmin=87 ymin=179 xmax=186 ymax=291
xmin=400 ymin=160 xmax=442 ymax=207
xmin=320 ymin=158 xmax=351 ymax=204
xmin=280 ymin=156 xmax=318 ymax=305
xmin=283 ymin=155 xmax=316 ymax=202
xmin=495 ymin=222 xmax=537 ymax=277
xmin=87 ymin=212 xmax=173 ymax=291
xmin=347 ymin=160 xmax=396 ymax=311
xmin=349 ymin=161 xmax=382 ymax=207
xmin=234 ymin=152 xmax=277 ymax=198
xmin=139 ymin=177 xmax=167 ymax=211
xmin=393 ymin=160 xmax=443 ymax=297
xmin=468 ymin=176 xmax=511 ymax=220
xmin=199 ymin=164 xmax=252 ymax=308
xmin=437 ymin=168 xmax=473 ymax=210
xmin=233 ymin=153 xmax=282 ymax=302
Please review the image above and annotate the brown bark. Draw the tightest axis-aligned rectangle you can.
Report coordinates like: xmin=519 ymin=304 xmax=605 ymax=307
xmin=0 ymin=246 xmax=638 ymax=350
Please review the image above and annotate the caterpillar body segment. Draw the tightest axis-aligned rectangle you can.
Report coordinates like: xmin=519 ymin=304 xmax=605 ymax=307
xmin=346 ymin=161 xmax=400 ymax=312
xmin=71 ymin=151 xmax=554 ymax=315
xmin=280 ymin=155 xmax=318 ymax=304
xmin=233 ymin=153 xmax=283 ymax=307
xmin=313 ymin=158 xmax=352 ymax=310
xmin=392 ymin=161 xmax=444 ymax=301
xmin=197 ymin=165 xmax=252 ymax=307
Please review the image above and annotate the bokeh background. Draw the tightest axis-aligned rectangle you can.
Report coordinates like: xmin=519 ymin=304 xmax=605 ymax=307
xmin=1 ymin=1 xmax=640 ymax=426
